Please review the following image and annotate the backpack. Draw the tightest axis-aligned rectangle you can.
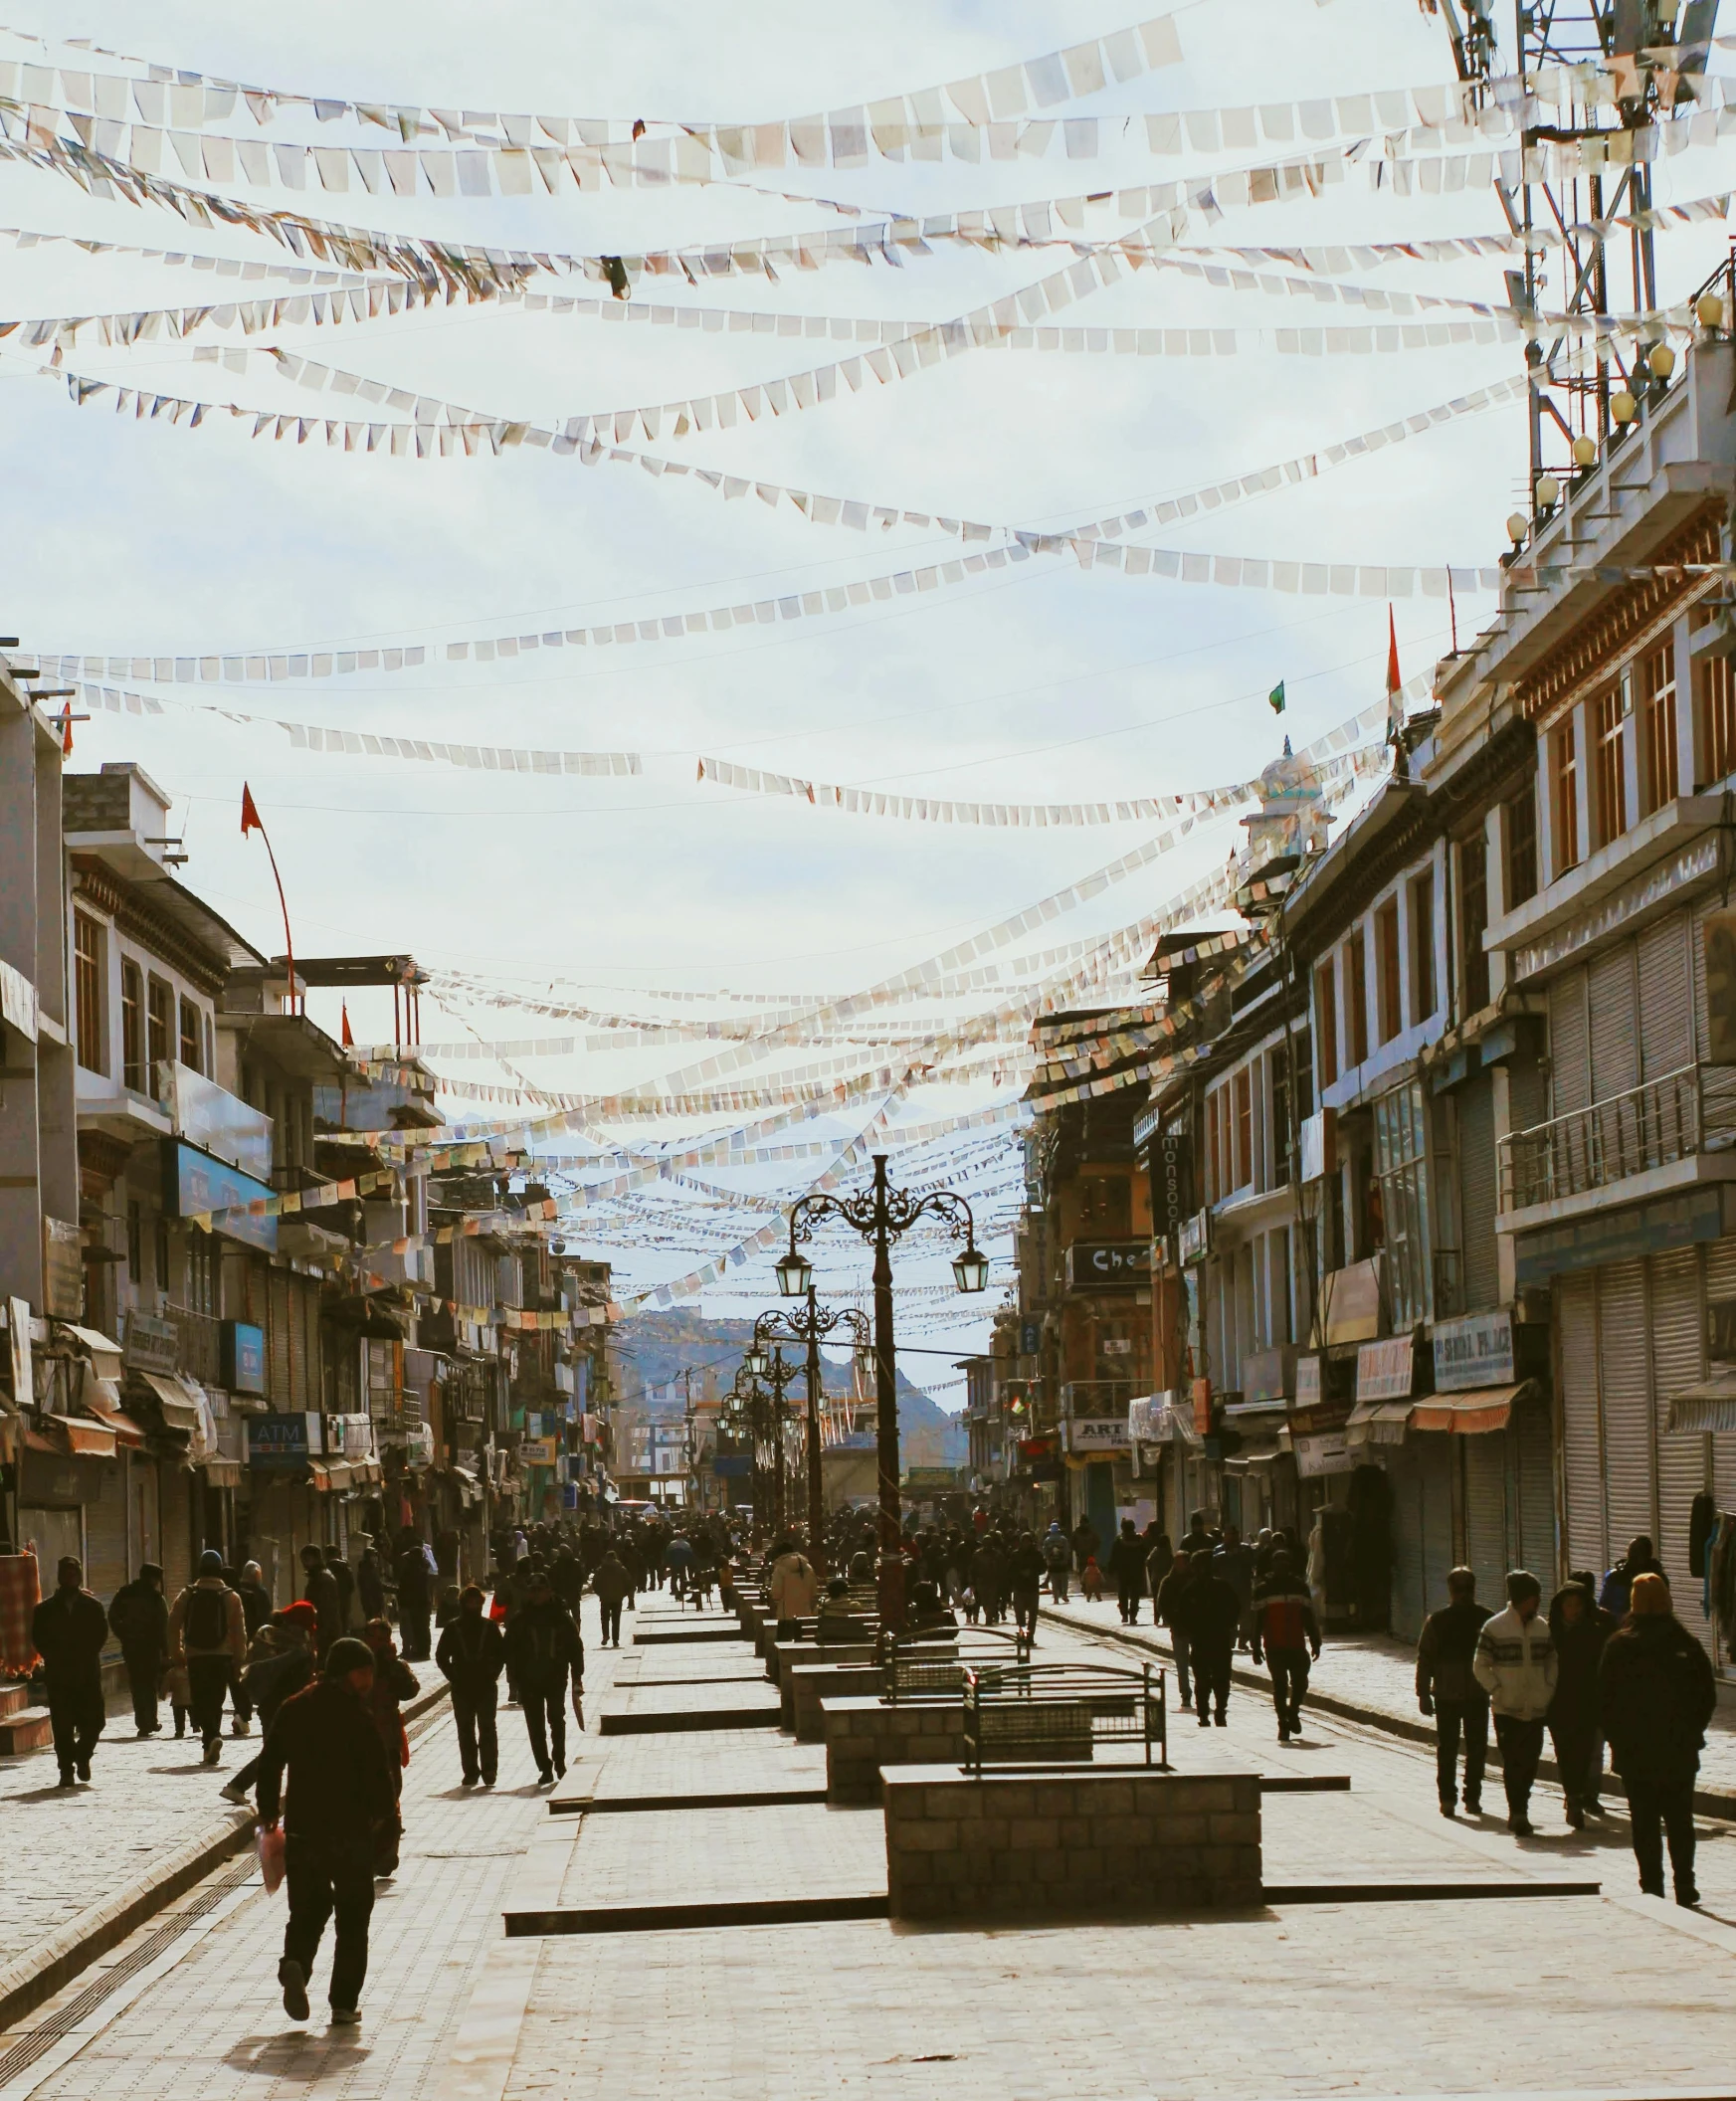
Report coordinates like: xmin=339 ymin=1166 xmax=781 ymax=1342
xmin=184 ymin=1585 xmax=229 ymax=1652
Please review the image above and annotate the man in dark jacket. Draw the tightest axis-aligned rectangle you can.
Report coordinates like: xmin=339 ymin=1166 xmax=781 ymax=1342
xmin=1600 ymin=1571 xmax=1716 ymax=1906
xmin=435 ymin=1584 xmax=507 ymax=1787
xmin=589 ymin=1549 xmax=631 ymax=1646
xmin=1416 ymin=1566 xmax=1492 ymax=1817
xmin=223 ymin=1603 xmax=317 ymax=1805
xmin=1007 ymin=1531 xmax=1047 ymax=1637
xmin=1212 ymin=1525 xmax=1256 ymax=1651
xmin=355 ymin=1538 xmax=387 ymax=1623
xmin=1547 ymin=1580 xmax=1612 ymax=1828
xmin=504 ymin=1570 xmax=585 ymax=1784
xmin=1174 ymin=1550 xmax=1241 ymax=1725
xmin=108 ymin=1562 xmax=169 ymax=1736
xmin=1107 ymin=1519 xmax=1148 ymax=1625
xmin=298 ymin=1544 xmax=343 ymax=1662
xmin=551 ymin=1544 xmax=584 ymax=1611
xmin=394 ymin=1530 xmax=432 ymax=1661
xmin=259 ymin=1635 xmax=396 ymax=2026
xmin=33 ymin=1557 xmax=109 ymax=1786
xmin=1154 ymin=1554 xmax=1197 ymax=1709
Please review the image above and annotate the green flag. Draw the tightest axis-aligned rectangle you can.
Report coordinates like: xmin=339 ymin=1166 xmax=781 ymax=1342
xmin=1268 ymin=680 xmax=1285 ymax=714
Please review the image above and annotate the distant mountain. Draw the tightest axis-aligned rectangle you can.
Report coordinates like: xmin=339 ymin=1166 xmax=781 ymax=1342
xmin=612 ymin=1309 xmax=967 ymax=1467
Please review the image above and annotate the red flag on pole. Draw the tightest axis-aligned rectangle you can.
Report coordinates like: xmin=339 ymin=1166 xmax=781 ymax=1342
xmin=59 ymin=705 xmax=74 ymax=756
xmin=241 ymin=783 xmax=264 ymax=835
xmin=340 ymin=1002 xmax=353 ymax=1049
xmin=1386 ymin=607 xmax=1402 ymax=698
xmin=240 ymin=784 xmax=297 ymax=1014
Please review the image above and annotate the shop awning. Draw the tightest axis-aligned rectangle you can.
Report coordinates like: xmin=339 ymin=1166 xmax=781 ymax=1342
xmin=133 ymin=1373 xmax=202 ymax=1432
xmin=199 ymin=1457 xmax=243 ymax=1488
xmin=1223 ymin=1433 xmax=1286 ymax=1471
xmin=1409 ymin=1382 xmax=1538 ymax=1435
xmin=323 ymin=1460 xmax=355 ymax=1491
xmin=1665 ymin=1377 xmax=1736 ymax=1435
xmin=1347 ymin=1399 xmax=1414 ymax=1444
xmin=44 ymin=1415 xmax=116 ymax=1459
xmin=59 ymin=1323 xmax=124 ymax=1382
xmin=349 ymin=1458 xmax=382 ymax=1485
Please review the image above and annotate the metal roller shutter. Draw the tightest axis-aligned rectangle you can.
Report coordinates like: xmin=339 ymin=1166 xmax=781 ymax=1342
xmin=1420 ymin=1434 xmax=1455 ymax=1622
xmin=1514 ymin=1394 xmax=1557 ymax=1582
xmin=1507 ymin=1052 xmax=1548 ymax=1139
xmin=83 ymin=1466 xmax=128 ymax=1612
xmin=1549 ymin=968 xmax=1591 ymax=1117
xmin=1589 ymin=944 xmax=1640 ymax=1103
xmin=1639 ymin=911 xmax=1693 ymax=1082
xmin=1693 ymin=895 xmax=1714 ymax=1059
xmin=1463 ymin=1430 xmax=1511 ymax=1603
xmin=1457 ymin=1072 xmax=1499 ymax=1311
xmin=1599 ymin=1259 xmax=1655 ymax=1558
xmin=1386 ymin=1442 xmax=1427 ymax=1641
xmin=158 ymin=1454 xmax=193 ymax=1589
xmin=1558 ymin=1271 xmax=1606 ymax=1573
xmin=1650 ymin=1245 xmax=1711 ymax=1651
xmin=1707 ymin=1239 xmax=1736 ymax=1514
xmin=268 ymin=1268 xmax=292 ymax=1409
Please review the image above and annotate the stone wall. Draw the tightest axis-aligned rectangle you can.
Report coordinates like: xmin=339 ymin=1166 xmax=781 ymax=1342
xmin=788 ymin=1661 xmax=882 ymax=1740
xmin=822 ymin=1696 xmax=969 ymax=1804
xmin=882 ymin=1766 xmax=1262 ymax=1920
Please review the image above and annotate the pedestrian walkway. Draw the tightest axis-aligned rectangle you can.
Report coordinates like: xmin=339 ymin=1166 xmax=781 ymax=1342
xmin=1040 ymin=1592 xmax=1736 ymax=1795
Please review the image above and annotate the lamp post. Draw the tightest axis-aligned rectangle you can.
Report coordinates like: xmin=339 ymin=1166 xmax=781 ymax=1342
xmin=779 ymin=1153 xmax=989 ymax=1632
xmin=750 ymin=1288 xmax=871 ymax=1576
xmin=733 ymin=1350 xmax=800 ymax=1536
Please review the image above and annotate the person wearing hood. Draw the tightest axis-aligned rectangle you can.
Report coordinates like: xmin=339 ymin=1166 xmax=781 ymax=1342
xmin=169 ymin=1550 xmax=247 ymax=1767
xmin=1041 ymin=1521 xmax=1072 ymax=1603
xmin=1598 ymin=1534 xmax=1664 ymax=1623
xmin=1547 ymin=1579 xmax=1613 ymax=1828
xmin=259 ymin=1635 xmax=397 ymax=2028
xmin=1600 ymin=1571 xmax=1716 ymax=1906
xmin=768 ymin=1539 xmax=819 ymax=1640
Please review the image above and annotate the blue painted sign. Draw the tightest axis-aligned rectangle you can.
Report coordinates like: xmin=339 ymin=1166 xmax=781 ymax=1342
xmin=248 ymin=1412 xmax=317 ymax=1468
xmin=161 ymin=1138 xmax=278 ymax=1252
xmin=223 ymin=1321 xmax=266 ymax=1396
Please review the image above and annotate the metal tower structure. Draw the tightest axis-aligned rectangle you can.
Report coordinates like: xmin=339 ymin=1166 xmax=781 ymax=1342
xmin=1427 ymin=0 xmax=1718 ymax=512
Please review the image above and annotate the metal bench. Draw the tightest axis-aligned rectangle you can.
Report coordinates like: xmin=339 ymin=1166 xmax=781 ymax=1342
xmin=961 ymin=1660 xmax=1167 ymax=1776
xmin=884 ymin=1624 xmax=1031 ymax=1702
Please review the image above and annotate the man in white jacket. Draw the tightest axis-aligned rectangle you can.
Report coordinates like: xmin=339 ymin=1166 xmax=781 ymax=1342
xmin=768 ymin=1539 xmax=819 ymax=1641
xmin=1472 ymin=1570 xmax=1558 ymax=1835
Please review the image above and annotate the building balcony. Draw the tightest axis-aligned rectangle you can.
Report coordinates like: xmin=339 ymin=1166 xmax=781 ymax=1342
xmin=1499 ymin=1061 xmax=1736 ymax=1222
xmin=1059 ymin=1378 xmax=1137 ymax=1420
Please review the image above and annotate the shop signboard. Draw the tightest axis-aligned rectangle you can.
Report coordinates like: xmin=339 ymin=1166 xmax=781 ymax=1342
xmin=1152 ymin=1130 xmax=1191 ymax=1236
xmin=1294 ymin=1354 xmax=1321 ymax=1407
xmin=1432 ymin=1310 xmax=1514 ymax=1393
xmin=248 ymin=1412 xmax=321 ymax=1467
xmin=42 ymin=1218 xmax=83 ymax=1319
xmin=161 ymin=1138 xmax=278 ymax=1253
xmin=1514 ymin=1187 xmax=1728 ymax=1285
xmin=1064 ymin=1241 xmax=1151 ymax=1290
xmin=1356 ymin=1335 xmax=1415 ymax=1404
xmin=122 ymin=1309 xmax=179 ymax=1376
xmin=1294 ymin=1431 xmax=1354 ymax=1477
xmin=1065 ymin=1417 xmax=1131 ymax=1453
xmin=222 ymin=1320 xmax=266 ymax=1396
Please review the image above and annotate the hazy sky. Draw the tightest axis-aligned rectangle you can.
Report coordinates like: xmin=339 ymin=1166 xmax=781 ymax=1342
xmin=6 ymin=0 xmax=1730 ymax=1383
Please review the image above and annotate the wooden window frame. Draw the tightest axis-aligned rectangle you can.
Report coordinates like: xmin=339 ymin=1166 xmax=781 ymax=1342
xmin=1639 ymin=643 xmax=1678 ymax=816
xmin=1591 ymin=684 xmax=1627 ymax=849
xmin=1551 ymin=718 xmax=1581 ymax=873
xmin=1375 ymin=895 xmax=1402 ymax=1046
xmin=73 ymin=909 xmax=105 ymax=1074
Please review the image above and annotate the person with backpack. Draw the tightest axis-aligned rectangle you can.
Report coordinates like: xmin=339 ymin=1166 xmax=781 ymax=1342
xmin=169 ymin=1550 xmax=247 ymax=1767
xmin=222 ymin=1603 xmax=318 ymax=1805
xmin=1041 ymin=1521 xmax=1072 ymax=1603
xmin=436 ymin=1584 xmax=507 ymax=1787
xmin=108 ymin=1562 xmax=170 ymax=1736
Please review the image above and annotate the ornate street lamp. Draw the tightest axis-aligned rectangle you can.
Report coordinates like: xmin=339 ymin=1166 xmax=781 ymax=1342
xmin=750 ymin=1288 xmax=871 ymax=1577
xmin=782 ymin=1152 xmax=986 ymax=1631
xmin=732 ymin=1348 xmax=800 ymax=1534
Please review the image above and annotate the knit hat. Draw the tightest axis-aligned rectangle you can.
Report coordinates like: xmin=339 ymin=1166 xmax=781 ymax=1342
xmin=281 ymin=1600 xmax=318 ymax=1629
xmin=323 ymin=1635 xmax=376 ymax=1679
xmin=199 ymin=1549 xmax=224 ymax=1576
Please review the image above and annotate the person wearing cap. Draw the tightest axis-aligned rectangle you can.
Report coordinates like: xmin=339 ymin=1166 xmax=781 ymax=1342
xmin=259 ymin=1634 xmax=396 ymax=2029
xmin=168 ymin=1549 xmax=248 ymax=1768
xmin=503 ymin=1567 xmax=584 ymax=1785
xmin=222 ymin=1604 xmax=317 ymax=1806
xmin=1600 ymin=1570 xmax=1717 ymax=1906
xmin=1472 ymin=1569 xmax=1558 ymax=1835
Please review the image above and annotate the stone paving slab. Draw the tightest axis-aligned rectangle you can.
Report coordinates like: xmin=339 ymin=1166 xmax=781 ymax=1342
xmin=550 ymin=1735 xmax=827 ymax=1810
xmin=500 ymin=1896 xmax=1736 ymax=2101
xmin=613 ymin=1679 xmax=781 ymax=1717
xmin=553 ymin=1802 xmax=885 ymax=1910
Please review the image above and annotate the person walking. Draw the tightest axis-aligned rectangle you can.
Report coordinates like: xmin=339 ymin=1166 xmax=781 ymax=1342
xmin=436 ymin=1584 xmax=506 ymax=1787
xmin=1212 ymin=1523 xmax=1256 ymax=1652
xmin=1175 ymin=1548 xmax=1241 ymax=1727
xmin=394 ymin=1530 xmax=433 ymax=1661
xmin=324 ymin=1545 xmax=358 ymax=1633
xmin=1008 ymin=1530 xmax=1046 ymax=1638
xmin=1250 ymin=1550 xmax=1321 ymax=1742
xmin=1069 ymin=1516 xmax=1100 ymax=1584
xmin=222 ymin=1602 xmax=317 ymax=1805
xmin=1472 ymin=1570 xmax=1557 ymax=1835
xmin=1598 ymin=1534 xmax=1665 ymax=1624
xmin=298 ymin=1544 xmax=343 ymax=1663
xmin=355 ymin=1537 xmax=387 ymax=1624
xmin=32 ymin=1556 xmax=109 ymax=1787
xmin=1600 ymin=1571 xmax=1716 ymax=1906
xmin=1107 ymin=1518 xmax=1148 ymax=1625
xmin=1041 ymin=1521 xmax=1071 ymax=1603
xmin=768 ymin=1537 xmax=819 ymax=1642
xmin=230 ymin=1561 xmax=274 ymax=1738
xmin=1154 ymin=1550 xmax=1196 ymax=1711
xmin=1416 ymin=1567 xmax=1492 ymax=1817
xmin=504 ymin=1569 xmax=585 ymax=1785
xmin=590 ymin=1549 xmax=631 ymax=1647
xmin=169 ymin=1550 xmax=247 ymax=1768
xmin=107 ymin=1561 xmax=169 ymax=1736
xmin=259 ymin=1635 xmax=397 ymax=2028
xmin=1547 ymin=1579 xmax=1611 ymax=1828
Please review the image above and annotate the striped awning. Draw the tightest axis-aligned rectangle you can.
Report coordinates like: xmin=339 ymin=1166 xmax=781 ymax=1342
xmin=1665 ymin=1377 xmax=1736 ymax=1435
xmin=1347 ymin=1399 xmax=1413 ymax=1444
xmin=1409 ymin=1382 xmax=1538 ymax=1435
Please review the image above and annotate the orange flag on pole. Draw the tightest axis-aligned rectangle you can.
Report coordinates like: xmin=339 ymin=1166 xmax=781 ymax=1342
xmin=1386 ymin=607 xmax=1403 ymax=730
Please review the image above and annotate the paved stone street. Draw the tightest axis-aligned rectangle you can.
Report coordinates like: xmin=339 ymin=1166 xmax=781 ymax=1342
xmin=6 ymin=1590 xmax=1736 ymax=2101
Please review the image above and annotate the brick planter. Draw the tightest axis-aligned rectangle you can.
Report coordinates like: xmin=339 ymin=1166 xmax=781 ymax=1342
xmin=882 ymin=1766 xmax=1262 ymax=1920
xmin=788 ymin=1661 xmax=883 ymax=1739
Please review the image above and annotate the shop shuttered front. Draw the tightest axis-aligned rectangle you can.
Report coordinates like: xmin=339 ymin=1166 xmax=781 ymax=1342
xmin=1548 ymin=971 xmax=1591 ymax=1117
xmin=1463 ymin=1433 xmax=1510 ymax=1605
xmin=1514 ymin=1396 xmax=1557 ymax=1581
xmin=1588 ymin=947 xmax=1640 ymax=1104
xmin=1558 ymin=1272 xmax=1605 ymax=1573
xmin=1599 ymin=1259 xmax=1654 ymax=1555
xmin=1386 ymin=1434 xmax=1455 ymax=1638
xmin=1707 ymin=1238 xmax=1736 ymax=1522
xmin=1638 ymin=912 xmax=1693 ymax=1081
xmin=268 ymin=1267 xmax=292 ymax=1409
xmin=1456 ymin=1072 xmax=1498 ymax=1312
xmin=1650 ymin=1248 xmax=1706 ymax=1637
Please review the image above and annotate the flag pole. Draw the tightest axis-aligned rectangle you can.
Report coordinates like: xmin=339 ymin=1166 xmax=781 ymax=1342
xmin=241 ymin=784 xmax=297 ymax=1016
